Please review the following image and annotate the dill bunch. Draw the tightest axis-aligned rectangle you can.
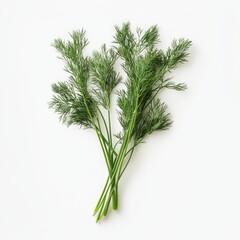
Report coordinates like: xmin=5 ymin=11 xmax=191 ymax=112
xmin=49 ymin=23 xmax=192 ymax=222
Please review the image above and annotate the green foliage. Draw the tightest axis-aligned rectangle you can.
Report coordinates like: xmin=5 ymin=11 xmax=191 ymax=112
xmin=165 ymin=38 xmax=192 ymax=70
xmin=49 ymin=23 xmax=192 ymax=222
xmin=90 ymin=44 xmax=121 ymax=109
xmin=114 ymin=23 xmax=192 ymax=141
xmin=50 ymin=30 xmax=97 ymax=128
xmin=133 ymin=98 xmax=172 ymax=140
xmin=49 ymin=81 xmax=94 ymax=128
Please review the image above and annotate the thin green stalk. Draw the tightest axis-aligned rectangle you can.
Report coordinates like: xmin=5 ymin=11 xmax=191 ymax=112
xmin=96 ymin=149 xmax=134 ymax=220
xmin=96 ymin=107 xmax=111 ymax=144
xmin=93 ymin=146 xmax=132 ymax=215
xmin=95 ymin=118 xmax=111 ymax=171
xmin=95 ymin=103 xmax=118 ymax=211
xmin=93 ymin=139 xmax=137 ymax=215
xmin=96 ymin=96 xmax=139 ymax=220
xmin=120 ymin=142 xmax=136 ymax=177
xmin=80 ymin=94 xmax=113 ymax=181
xmin=96 ymin=112 xmax=118 ymax=210
xmin=96 ymin=129 xmax=118 ymax=157
xmin=93 ymin=177 xmax=109 ymax=216
xmin=107 ymin=108 xmax=118 ymax=210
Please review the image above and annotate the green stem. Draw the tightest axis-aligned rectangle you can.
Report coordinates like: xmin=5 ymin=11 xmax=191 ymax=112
xmin=79 ymin=94 xmax=117 ymax=215
xmin=95 ymin=94 xmax=139 ymax=221
xmin=120 ymin=142 xmax=136 ymax=177
xmin=93 ymin=177 xmax=109 ymax=215
xmin=96 ymin=128 xmax=118 ymax=157
xmin=80 ymin=96 xmax=109 ymax=165
xmin=107 ymin=108 xmax=118 ymax=210
xmin=95 ymin=144 xmax=136 ymax=221
xmin=95 ymin=118 xmax=111 ymax=171
xmin=95 ymin=104 xmax=118 ymax=211
xmin=93 ymin=141 xmax=137 ymax=216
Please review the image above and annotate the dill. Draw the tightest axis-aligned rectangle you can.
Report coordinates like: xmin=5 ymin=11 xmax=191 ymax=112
xmin=49 ymin=23 xmax=192 ymax=222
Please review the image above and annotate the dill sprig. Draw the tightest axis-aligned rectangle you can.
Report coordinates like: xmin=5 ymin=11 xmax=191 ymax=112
xmin=49 ymin=23 xmax=192 ymax=222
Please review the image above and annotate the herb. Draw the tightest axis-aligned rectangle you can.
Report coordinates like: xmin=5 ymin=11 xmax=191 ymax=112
xmin=49 ymin=23 xmax=192 ymax=222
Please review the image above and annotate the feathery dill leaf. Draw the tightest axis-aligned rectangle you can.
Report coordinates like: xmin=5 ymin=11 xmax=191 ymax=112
xmin=90 ymin=44 xmax=121 ymax=109
xmin=139 ymin=25 xmax=159 ymax=51
xmin=49 ymin=30 xmax=96 ymax=128
xmin=164 ymin=38 xmax=192 ymax=70
xmin=114 ymin=24 xmax=192 ymax=140
xmin=49 ymin=81 xmax=94 ymax=127
xmin=133 ymin=98 xmax=172 ymax=140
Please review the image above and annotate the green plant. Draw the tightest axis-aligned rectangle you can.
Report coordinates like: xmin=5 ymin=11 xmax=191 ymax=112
xmin=49 ymin=23 xmax=192 ymax=222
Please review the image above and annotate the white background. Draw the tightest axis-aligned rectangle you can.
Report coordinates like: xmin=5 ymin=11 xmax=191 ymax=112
xmin=0 ymin=0 xmax=240 ymax=239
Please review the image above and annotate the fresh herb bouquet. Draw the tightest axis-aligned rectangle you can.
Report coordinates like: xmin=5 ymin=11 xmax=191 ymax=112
xmin=49 ymin=23 xmax=192 ymax=222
